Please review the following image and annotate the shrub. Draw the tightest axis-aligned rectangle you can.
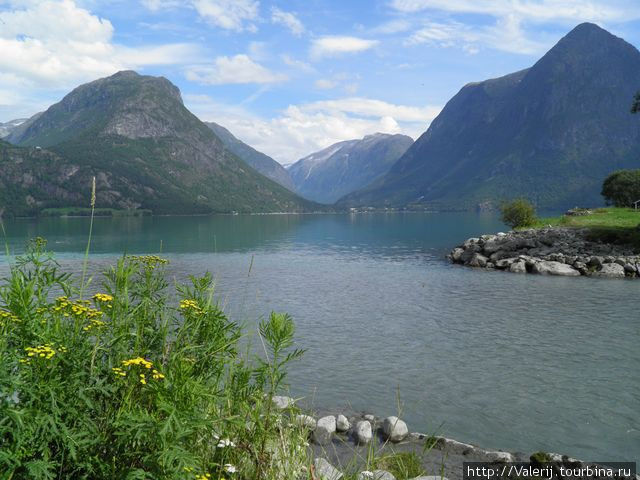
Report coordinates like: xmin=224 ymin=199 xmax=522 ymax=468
xmin=0 ymin=238 xmax=307 ymax=479
xmin=500 ymin=198 xmax=537 ymax=228
xmin=601 ymin=169 xmax=640 ymax=207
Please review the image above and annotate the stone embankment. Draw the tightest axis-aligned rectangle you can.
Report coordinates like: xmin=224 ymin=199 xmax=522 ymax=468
xmin=270 ymin=396 xmax=627 ymax=480
xmin=448 ymin=227 xmax=640 ymax=278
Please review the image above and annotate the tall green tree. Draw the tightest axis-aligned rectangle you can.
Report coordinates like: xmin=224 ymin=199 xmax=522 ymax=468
xmin=601 ymin=170 xmax=640 ymax=207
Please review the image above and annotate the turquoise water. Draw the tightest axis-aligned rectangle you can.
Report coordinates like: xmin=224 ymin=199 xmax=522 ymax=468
xmin=0 ymin=213 xmax=638 ymax=461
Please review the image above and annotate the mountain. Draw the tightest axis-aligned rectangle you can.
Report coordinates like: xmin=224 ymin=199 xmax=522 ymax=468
xmin=205 ymin=121 xmax=294 ymax=190
xmin=340 ymin=23 xmax=640 ymax=210
xmin=0 ymin=118 xmax=29 ymax=138
xmin=288 ymin=133 xmax=413 ymax=204
xmin=5 ymin=71 xmax=315 ymax=215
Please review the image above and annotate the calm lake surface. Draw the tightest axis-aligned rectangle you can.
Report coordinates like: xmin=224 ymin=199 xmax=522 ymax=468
xmin=0 ymin=213 xmax=638 ymax=461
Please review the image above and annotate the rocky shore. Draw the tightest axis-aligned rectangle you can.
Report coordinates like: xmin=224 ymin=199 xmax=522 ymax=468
xmin=448 ymin=227 xmax=640 ymax=278
xmin=271 ymin=397 xmax=632 ymax=480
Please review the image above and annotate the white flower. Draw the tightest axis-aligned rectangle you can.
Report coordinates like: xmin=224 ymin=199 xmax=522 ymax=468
xmin=216 ymin=438 xmax=236 ymax=448
xmin=224 ymin=464 xmax=237 ymax=473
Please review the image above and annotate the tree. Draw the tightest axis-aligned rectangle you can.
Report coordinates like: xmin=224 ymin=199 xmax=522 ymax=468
xmin=632 ymin=91 xmax=640 ymax=114
xmin=501 ymin=198 xmax=537 ymax=228
xmin=601 ymin=169 xmax=640 ymax=207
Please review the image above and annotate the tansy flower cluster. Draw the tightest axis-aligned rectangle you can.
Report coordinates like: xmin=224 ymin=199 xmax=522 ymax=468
xmin=115 ymin=357 xmax=165 ymax=384
xmin=180 ymin=299 xmax=204 ymax=315
xmin=83 ymin=318 xmax=107 ymax=332
xmin=0 ymin=309 xmax=21 ymax=326
xmin=128 ymin=255 xmax=169 ymax=268
xmin=54 ymin=296 xmax=104 ymax=320
xmin=92 ymin=293 xmax=114 ymax=310
xmin=21 ymin=344 xmax=67 ymax=364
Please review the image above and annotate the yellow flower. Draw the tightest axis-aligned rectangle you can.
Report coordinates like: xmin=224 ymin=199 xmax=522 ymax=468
xmin=92 ymin=293 xmax=114 ymax=303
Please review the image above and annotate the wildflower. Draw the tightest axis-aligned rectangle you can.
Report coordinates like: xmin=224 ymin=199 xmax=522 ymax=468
xmin=128 ymin=255 xmax=168 ymax=267
xmin=180 ymin=299 xmax=204 ymax=315
xmin=152 ymin=369 xmax=165 ymax=380
xmin=111 ymin=367 xmax=126 ymax=377
xmin=23 ymin=344 xmax=63 ymax=362
xmin=83 ymin=318 xmax=107 ymax=332
xmin=139 ymin=374 xmax=147 ymax=385
xmin=216 ymin=438 xmax=235 ymax=448
xmin=0 ymin=309 xmax=21 ymax=326
xmin=224 ymin=464 xmax=237 ymax=473
xmin=92 ymin=293 xmax=114 ymax=303
xmin=122 ymin=357 xmax=153 ymax=369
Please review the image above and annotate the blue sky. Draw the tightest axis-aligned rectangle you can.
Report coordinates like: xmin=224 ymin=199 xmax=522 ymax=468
xmin=1 ymin=0 xmax=640 ymax=163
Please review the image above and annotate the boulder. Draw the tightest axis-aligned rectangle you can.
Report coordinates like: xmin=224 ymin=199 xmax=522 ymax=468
xmin=532 ymin=261 xmax=580 ymax=276
xmin=483 ymin=451 xmax=515 ymax=462
xmin=313 ymin=416 xmax=336 ymax=445
xmin=358 ymin=471 xmax=396 ymax=480
xmin=272 ymin=396 xmax=294 ymax=409
xmin=468 ymin=253 xmax=488 ymax=268
xmin=509 ymin=261 xmax=526 ymax=273
xmin=495 ymin=258 xmax=517 ymax=269
xmin=314 ymin=458 xmax=343 ymax=480
xmin=336 ymin=414 xmax=350 ymax=432
xmin=295 ymin=414 xmax=316 ymax=429
xmin=354 ymin=420 xmax=373 ymax=445
xmin=364 ymin=414 xmax=375 ymax=422
xmin=451 ymin=248 xmax=465 ymax=262
xmin=381 ymin=416 xmax=408 ymax=442
xmin=593 ymin=263 xmax=625 ymax=278
xmin=624 ymin=264 xmax=636 ymax=275
xmin=435 ymin=437 xmax=476 ymax=455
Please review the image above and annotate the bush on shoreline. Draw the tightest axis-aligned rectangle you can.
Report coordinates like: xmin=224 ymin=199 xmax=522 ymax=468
xmin=500 ymin=198 xmax=537 ymax=229
xmin=0 ymin=238 xmax=307 ymax=479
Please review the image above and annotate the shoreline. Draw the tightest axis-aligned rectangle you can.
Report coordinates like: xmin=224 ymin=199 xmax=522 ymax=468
xmin=448 ymin=227 xmax=640 ymax=279
xmin=271 ymin=398 xmax=636 ymax=480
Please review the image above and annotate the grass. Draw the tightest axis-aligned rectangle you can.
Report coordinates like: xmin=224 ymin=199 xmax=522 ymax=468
xmin=529 ymin=207 xmax=640 ymax=250
xmin=0 ymin=238 xmax=310 ymax=479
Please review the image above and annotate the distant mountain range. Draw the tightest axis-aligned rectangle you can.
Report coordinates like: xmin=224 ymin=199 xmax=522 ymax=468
xmin=2 ymin=71 xmax=315 ymax=216
xmin=288 ymin=133 xmax=413 ymax=204
xmin=0 ymin=118 xmax=28 ymax=139
xmin=205 ymin=122 xmax=295 ymax=191
xmin=341 ymin=23 xmax=640 ymax=210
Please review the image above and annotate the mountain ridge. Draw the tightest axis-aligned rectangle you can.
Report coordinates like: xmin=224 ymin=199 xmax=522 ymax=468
xmin=340 ymin=23 xmax=640 ymax=210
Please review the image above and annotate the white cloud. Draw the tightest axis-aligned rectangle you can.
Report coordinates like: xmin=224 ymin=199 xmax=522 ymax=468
xmin=271 ymin=7 xmax=304 ymax=36
xmin=185 ymin=54 xmax=287 ymax=85
xmin=314 ymin=79 xmax=338 ymax=89
xmin=141 ymin=0 xmax=182 ymax=11
xmin=281 ymin=54 xmax=315 ymax=73
xmin=192 ymin=0 xmax=259 ymax=32
xmin=0 ymin=0 xmax=201 ymax=112
xmin=311 ymin=36 xmax=379 ymax=58
xmin=392 ymin=0 xmax=640 ymax=55
xmin=185 ymin=94 xmax=439 ymax=163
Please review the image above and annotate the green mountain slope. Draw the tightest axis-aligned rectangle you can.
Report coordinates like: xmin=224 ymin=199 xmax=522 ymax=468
xmin=205 ymin=121 xmax=294 ymax=190
xmin=6 ymin=71 xmax=315 ymax=215
xmin=340 ymin=23 xmax=640 ymax=210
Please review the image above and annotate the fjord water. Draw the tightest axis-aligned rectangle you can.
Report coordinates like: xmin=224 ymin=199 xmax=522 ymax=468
xmin=1 ymin=213 xmax=638 ymax=461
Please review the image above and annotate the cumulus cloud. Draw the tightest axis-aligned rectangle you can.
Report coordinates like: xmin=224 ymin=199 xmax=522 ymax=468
xmin=185 ymin=55 xmax=287 ymax=85
xmin=191 ymin=0 xmax=259 ymax=32
xmin=0 ymin=0 xmax=201 ymax=118
xmin=185 ymin=94 xmax=439 ymax=163
xmin=311 ymin=36 xmax=379 ymax=58
xmin=271 ymin=7 xmax=304 ymax=36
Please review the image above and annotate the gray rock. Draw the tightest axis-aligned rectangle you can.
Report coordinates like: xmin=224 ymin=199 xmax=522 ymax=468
xmin=532 ymin=261 xmax=580 ymax=276
xmin=314 ymin=458 xmax=343 ymax=480
xmin=313 ymin=416 xmax=336 ymax=445
xmin=435 ymin=437 xmax=476 ymax=455
xmin=451 ymin=248 xmax=465 ymax=262
xmin=495 ymin=258 xmax=517 ymax=269
xmin=483 ymin=451 xmax=515 ymax=462
xmin=593 ymin=263 xmax=625 ymax=278
xmin=409 ymin=477 xmax=449 ymax=480
xmin=358 ymin=470 xmax=396 ymax=480
xmin=624 ymin=264 xmax=636 ymax=275
xmin=354 ymin=420 xmax=373 ymax=445
xmin=336 ymin=414 xmax=350 ymax=432
xmin=364 ymin=414 xmax=375 ymax=422
xmin=295 ymin=414 xmax=316 ymax=429
xmin=382 ymin=416 xmax=408 ymax=442
xmin=587 ymin=256 xmax=603 ymax=268
xmin=468 ymin=253 xmax=488 ymax=268
xmin=271 ymin=395 xmax=294 ymax=409
xmin=509 ymin=261 xmax=526 ymax=273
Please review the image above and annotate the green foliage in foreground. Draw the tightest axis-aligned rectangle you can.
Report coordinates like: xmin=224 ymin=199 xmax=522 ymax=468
xmin=601 ymin=169 xmax=640 ymax=207
xmin=0 ymin=239 xmax=308 ymax=479
xmin=500 ymin=198 xmax=537 ymax=229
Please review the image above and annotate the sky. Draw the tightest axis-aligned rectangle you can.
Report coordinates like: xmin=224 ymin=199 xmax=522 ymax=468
xmin=1 ymin=1 xmax=640 ymax=164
